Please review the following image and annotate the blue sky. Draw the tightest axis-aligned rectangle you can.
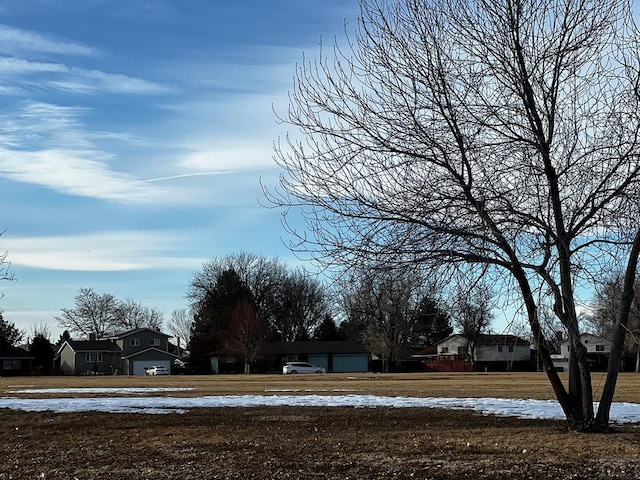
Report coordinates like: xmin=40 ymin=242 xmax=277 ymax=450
xmin=0 ymin=0 xmax=360 ymax=339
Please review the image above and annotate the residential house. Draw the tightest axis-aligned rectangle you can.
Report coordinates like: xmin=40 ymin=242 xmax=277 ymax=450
xmin=56 ymin=328 xmax=180 ymax=375
xmin=208 ymin=341 xmax=371 ymax=374
xmin=552 ymin=333 xmax=611 ymax=372
xmin=274 ymin=341 xmax=370 ymax=373
xmin=0 ymin=346 xmax=33 ymax=376
xmin=434 ymin=334 xmax=534 ymax=372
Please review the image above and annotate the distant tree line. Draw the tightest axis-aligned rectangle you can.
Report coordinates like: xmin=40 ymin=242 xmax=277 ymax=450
xmin=186 ymin=252 xmax=473 ymax=373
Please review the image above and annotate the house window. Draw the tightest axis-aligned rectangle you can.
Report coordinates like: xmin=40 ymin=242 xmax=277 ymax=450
xmin=149 ymin=338 xmax=160 ymax=347
xmin=498 ymin=346 xmax=503 ymax=353
xmin=3 ymin=359 xmax=21 ymax=370
xmin=596 ymin=344 xmax=605 ymax=352
xmin=457 ymin=346 xmax=467 ymax=355
xmin=131 ymin=338 xmax=140 ymax=347
xmin=508 ymin=346 xmax=514 ymax=353
xmin=441 ymin=347 xmax=449 ymax=353
xmin=85 ymin=353 xmax=102 ymax=363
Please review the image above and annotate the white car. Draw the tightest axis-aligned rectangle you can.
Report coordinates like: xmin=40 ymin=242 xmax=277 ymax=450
xmin=282 ymin=362 xmax=326 ymax=374
xmin=145 ymin=365 xmax=169 ymax=375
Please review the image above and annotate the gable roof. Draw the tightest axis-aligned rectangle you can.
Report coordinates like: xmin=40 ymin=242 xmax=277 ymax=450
xmin=0 ymin=346 xmax=34 ymax=359
xmin=124 ymin=347 xmax=180 ymax=360
xmin=59 ymin=339 xmax=121 ymax=354
xmin=266 ymin=341 xmax=369 ymax=355
xmin=477 ymin=334 xmax=530 ymax=346
xmin=437 ymin=334 xmax=530 ymax=347
xmin=559 ymin=333 xmax=609 ymax=346
xmin=110 ymin=328 xmax=171 ymax=339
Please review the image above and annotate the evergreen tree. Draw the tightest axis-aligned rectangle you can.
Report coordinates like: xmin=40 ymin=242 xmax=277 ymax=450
xmin=0 ymin=312 xmax=24 ymax=348
xmin=30 ymin=334 xmax=54 ymax=375
xmin=314 ymin=315 xmax=343 ymax=341
xmin=190 ymin=268 xmax=254 ymax=364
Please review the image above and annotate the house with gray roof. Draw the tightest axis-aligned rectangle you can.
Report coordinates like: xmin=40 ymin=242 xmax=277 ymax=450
xmin=56 ymin=328 xmax=180 ymax=375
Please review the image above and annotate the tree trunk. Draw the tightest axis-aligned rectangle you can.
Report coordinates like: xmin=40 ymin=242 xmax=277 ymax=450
xmin=512 ymin=268 xmax=580 ymax=427
xmin=596 ymin=228 xmax=640 ymax=429
xmin=635 ymin=346 xmax=639 ymax=374
xmin=244 ymin=362 xmax=250 ymax=374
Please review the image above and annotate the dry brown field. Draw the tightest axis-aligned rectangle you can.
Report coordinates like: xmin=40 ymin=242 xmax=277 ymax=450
xmin=1 ymin=372 xmax=640 ymax=479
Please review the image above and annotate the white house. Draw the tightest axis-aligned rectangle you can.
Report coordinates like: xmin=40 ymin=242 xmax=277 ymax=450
xmin=552 ymin=333 xmax=611 ymax=372
xmin=435 ymin=334 xmax=533 ymax=371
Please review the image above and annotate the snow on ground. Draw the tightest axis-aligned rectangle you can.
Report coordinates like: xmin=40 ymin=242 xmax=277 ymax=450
xmin=9 ymin=387 xmax=194 ymax=395
xmin=1 ymin=388 xmax=640 ymax=424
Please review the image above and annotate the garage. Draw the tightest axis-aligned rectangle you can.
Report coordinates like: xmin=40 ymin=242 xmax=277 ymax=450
xmin=133 ymin=359 xmax=171 ymax=376
xmin=125 ymin=348 xmax=179 ymax=375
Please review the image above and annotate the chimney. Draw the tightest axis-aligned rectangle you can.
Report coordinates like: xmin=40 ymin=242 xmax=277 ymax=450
xmin=555 ymin=331 xmax=563 ymax=355
xmin=89 ymin=332 xmax=97 ymax=342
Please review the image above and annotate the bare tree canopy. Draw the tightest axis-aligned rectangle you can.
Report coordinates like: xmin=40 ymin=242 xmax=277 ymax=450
xmin=589 ymin=274 xmax=640 ymax=372
xmin=272 ymin=0 xmax=640 ymax=431
xmin=167 ymin=308 xmax=193 ymax=348
xmin=56 ymin=288 xmax=164 ymax=338
xmin=342 ymin=266 xmax=446 ymax=371
xmin=189 ymin=252 xmax=330 ymax=343
xmin=453 ymin=285 xmax=495 ymax=364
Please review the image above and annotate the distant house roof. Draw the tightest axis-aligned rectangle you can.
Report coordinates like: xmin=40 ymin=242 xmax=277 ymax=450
xmin=124 ymin=347 xmax=180 ymax=360
xmin=0 ymin=346 xmax=34 ymax=359
xmin=437 ymin=334 xmax=530 ymax=347
xmin=559 ymin=333 xmax=609 ymax=346
xmin=110 ymin=328 xmax=171 ymax=339
xmin=59 ymin=340 xmax=121 ymax=354
xmin=266 ymin=341 xmax=369 ymax=355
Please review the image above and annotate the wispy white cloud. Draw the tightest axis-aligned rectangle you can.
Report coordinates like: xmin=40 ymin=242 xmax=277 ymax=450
xmin=176 ymin=145 xmax=275 ymax=172
xmin=0 ymin=56 xmax=170 ymax=95
xmin=0 ymin=147 xmax=172 ymax=203
xmin=2 ymin=231 xmax=205 ymax=272
xmin=50 ymin=67 xmax=171 ymax=95
xmin=0 ymin=101 xmax=181 ymax=203
xmin=0 ymin=56 xmax=67 ymax=74
xmin=0 ymin=24 xmax=94 ymax=56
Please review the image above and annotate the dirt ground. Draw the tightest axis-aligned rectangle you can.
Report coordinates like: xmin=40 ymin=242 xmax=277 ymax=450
xmin=1 ymin=373 xmax=640 ymax=479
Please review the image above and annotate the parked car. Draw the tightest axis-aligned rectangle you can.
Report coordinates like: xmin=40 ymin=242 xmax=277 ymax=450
xmin=282 ymin=362 xmax=326 ymax=374
xmin=145 ymin=365 xmax=170 ymax=375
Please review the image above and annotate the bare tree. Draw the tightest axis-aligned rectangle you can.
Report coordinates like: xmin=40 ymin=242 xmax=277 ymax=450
xmin=271 ymin=0 xmax=640 ymax=431
xmin=30 ymin=322 xmax=51 ymax=342
xmin=57 ymin=288 xmax=163 ymax=338
xmin=270 ymin=269 xmax=329 ymax=341
xmin=344 ymin=268 xmax=432 ymax=371
xmin=453 ymin=286 xmax=495 ymax=365
xmin=221 ymin=301 xmax=270 ymax=374
xmin=57 ymin=288 xmax=119 ymax=338
xmin=167 ymin=308 xmax=193 ymax=349
xmin=189 ymin=253 xmax=329 ymax=342
xmin=589 ymin=275 xmax=640 ymax=372
xmin=0 ymin=232 xmax=15 ymax=291
xmin=189 ymin=252 xmax=288 ymax=325
xmin=115 ymin=299 xmax=163 ymax=332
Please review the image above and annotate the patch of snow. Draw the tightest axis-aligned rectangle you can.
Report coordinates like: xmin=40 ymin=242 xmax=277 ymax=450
xmin=7 ymin=387 xmax=194 ymax=395
xmin=0 ymin=393 xmax=639 ymax=424
xmin=264 ymin=389 xmax=361 ymax=393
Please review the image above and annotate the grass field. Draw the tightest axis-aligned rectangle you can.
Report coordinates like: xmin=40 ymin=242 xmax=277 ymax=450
xmin=2 ymin=372 xmax=640 ymax=479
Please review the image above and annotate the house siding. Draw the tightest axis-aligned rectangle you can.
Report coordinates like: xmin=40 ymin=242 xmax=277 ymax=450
xmin=119 ymin=330 xmax=168 ymax=356
xmin=438 ymin=336 xmax=469 ymax=356
xmin=475 ymin=344 xmax=530 ymax=362
xmin=55 ymin=329 xmax=173 ymax=375
xmin=433 ymin=334 xmax=534 ymax=372
xmin=59 ymin=345 xmax=76 ymax=375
